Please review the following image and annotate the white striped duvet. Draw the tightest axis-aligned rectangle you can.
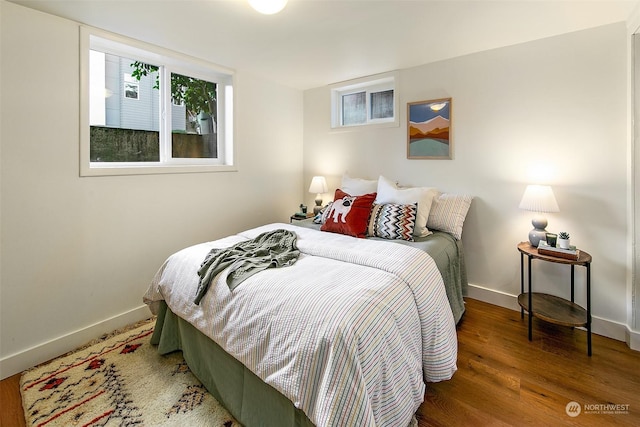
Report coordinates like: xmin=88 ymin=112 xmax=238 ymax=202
xmin=144 ymin=223 xmax=457 ymax=427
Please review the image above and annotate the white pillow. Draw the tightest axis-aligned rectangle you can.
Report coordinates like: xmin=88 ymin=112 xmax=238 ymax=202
xmin=340 ymin=173 xmax=378 ymax=196
xmin=375 ymin=175 xmax=437 ymax=237
xmin=427 ymin=193 xmax=473 ymax=240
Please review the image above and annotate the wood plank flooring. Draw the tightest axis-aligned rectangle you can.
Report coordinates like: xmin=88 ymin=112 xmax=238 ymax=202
xmin=2 ymin=298 xmax=639 ymax=426
xmin=419 ymin=299 xmax=640 ymax=426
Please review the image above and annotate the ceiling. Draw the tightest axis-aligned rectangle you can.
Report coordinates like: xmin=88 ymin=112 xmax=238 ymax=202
xmin=9 ymin=0 xmax=639 ymax=90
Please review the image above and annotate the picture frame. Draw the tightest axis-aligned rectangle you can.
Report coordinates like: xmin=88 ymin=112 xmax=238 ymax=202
xmin=407 ymin=98 xmax=452 ymax=159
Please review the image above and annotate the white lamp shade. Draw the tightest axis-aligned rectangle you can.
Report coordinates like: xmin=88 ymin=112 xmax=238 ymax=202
xmin=519 ymin=185 xmax=559 ymax=213
xmin=308 ymin=176 xmax=328 ymax=194
xmin=248 ymin=0 xmax=288 ymax=14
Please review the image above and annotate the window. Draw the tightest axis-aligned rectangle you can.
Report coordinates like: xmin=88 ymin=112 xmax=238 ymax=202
xmin=341 ymin=92 xmax=366 ymax=125
xmin=123 ymin=74 xmax=139 ymax=100
xmin=330 ymin=73 xmax=398 ymax=129
xmin=80 ymin=27 xmax=235 ymax=176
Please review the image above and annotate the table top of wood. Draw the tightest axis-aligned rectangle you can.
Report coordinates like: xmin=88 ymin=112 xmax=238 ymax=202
xmin=517 ymin=241 xmax=592 ymax=265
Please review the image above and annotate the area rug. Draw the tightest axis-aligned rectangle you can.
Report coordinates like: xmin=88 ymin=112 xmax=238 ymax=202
xmin=20 ymin=320 xmax=241 ymax=426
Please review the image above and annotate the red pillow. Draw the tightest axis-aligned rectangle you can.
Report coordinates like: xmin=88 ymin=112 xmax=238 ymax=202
xmin=320 ymin=189 xmax=376 ymax=238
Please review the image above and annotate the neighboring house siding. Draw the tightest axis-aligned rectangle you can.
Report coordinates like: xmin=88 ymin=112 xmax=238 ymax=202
xmin=171 ymin=101 xmax=186 ymax=131
xmin=103 ymin=54 xmax=185 ymax=132
xmin=104 ymin=54 xmax=120 ymax=127
xmin=119 ymin=56 xmax=157 ymax=131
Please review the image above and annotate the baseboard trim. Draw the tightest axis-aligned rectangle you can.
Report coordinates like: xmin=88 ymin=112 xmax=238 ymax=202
xmin=0 ymin=305 xmax=151 ymax=380
xmin=626 ymin=326 xmax=640 ymax=351
xmin=465 ymin=283 xmax=521 ymax=312
xmin=466 ymin=283 xmax=631 ymax=346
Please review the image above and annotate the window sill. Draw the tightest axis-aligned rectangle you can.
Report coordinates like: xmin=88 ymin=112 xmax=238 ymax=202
xmin=80 ymin=163 xmax=237 ymax=177
xmin=329 ymin=119 xmax=399 ymax=133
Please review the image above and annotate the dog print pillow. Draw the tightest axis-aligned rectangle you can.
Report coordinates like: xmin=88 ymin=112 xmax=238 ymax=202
xmin=320 ymin=189 xmax=376 ymax=238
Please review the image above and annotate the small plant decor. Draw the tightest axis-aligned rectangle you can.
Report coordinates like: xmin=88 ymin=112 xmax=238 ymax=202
xmin=558 ymin=231 xmax=571 ymax=249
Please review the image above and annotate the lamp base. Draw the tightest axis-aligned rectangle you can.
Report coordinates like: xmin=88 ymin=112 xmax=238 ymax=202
xmin=528 ymin=228 xmax=548 ymax=247
xmin=313 ymin=195 xmax=323 ymax=215
xmin=528 ymin=215 xmax=549 ymax=247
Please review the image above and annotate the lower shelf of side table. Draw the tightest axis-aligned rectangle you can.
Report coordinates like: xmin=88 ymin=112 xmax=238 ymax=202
xmin=518 ymin=292 xmax=587 ymax=328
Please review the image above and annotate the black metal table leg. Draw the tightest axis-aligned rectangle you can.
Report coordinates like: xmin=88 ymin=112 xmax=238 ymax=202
xmin=571 ymin=265 xmax=575 ymax=303
xmin=520 ymin=252 xmax=524 ymax=319
xmin=528 ymin=255 xmax=532 ymax=341
xmin=587 ymin=263 xmax=592 ymax=356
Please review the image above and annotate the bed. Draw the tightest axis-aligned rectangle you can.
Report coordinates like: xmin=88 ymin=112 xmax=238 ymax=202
xmin=145 ymin=173 xmax=472 ymax=427
xmin=144 ymin=217 xmax=466 ymax=426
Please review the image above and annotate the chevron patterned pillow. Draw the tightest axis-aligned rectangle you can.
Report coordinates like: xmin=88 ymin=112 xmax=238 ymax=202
xmin=367 ymin=203 xmax=418 ymax=241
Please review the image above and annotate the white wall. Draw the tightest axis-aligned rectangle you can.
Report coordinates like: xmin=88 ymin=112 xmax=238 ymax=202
xmin=304 ymin=23 xmax=633 ymax=342
xmin=630 ymin=6 xmax=640 ymax=350
xmin=0 ymin=1 xmax=303 ymax=378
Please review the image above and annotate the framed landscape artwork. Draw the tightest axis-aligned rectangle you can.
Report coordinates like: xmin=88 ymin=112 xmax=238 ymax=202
xmin=407 ymin=98 xmax=452 ymax=159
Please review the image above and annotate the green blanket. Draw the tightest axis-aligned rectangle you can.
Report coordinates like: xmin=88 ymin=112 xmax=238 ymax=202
xmin=194 ymin=229 xmax=299 ymax=304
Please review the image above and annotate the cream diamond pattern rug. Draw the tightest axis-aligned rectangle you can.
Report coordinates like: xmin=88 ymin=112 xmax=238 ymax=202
xmin=20 ymin=320 xmax=241 ymax=426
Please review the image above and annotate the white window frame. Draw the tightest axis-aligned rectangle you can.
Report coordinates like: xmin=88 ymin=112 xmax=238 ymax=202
xmin=80 ymin=26 xmax=236 ymax=177
xmin=330 ymin=72 xmax=399 ymax=130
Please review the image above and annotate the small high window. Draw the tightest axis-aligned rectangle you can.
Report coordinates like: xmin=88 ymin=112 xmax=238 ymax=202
xmin=330 ymin=73 xmax=398 ymax=129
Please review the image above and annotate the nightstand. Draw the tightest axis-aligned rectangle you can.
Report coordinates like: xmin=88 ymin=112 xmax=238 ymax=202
xmin=290 ymin=213 xmax=314 ymax=223
xmin=517 ymin=241 xmax=593 ymax=356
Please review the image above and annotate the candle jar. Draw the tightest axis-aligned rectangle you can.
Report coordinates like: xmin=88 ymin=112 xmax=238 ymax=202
xmin=545 ymin=233 xmax=557 ymax=247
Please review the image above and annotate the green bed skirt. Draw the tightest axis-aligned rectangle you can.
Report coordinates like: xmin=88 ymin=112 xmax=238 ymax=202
xmin=151 ymin=301 xmax=315 ymax=427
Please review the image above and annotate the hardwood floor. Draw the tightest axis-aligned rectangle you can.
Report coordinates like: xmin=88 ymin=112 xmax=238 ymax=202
xmin=0 ymin=372 xmax=23 ymax=427
xmin=2 ymin=298 xmax=639 ymax=426
xmin=419 ymin=298 xmax=640 ymax=426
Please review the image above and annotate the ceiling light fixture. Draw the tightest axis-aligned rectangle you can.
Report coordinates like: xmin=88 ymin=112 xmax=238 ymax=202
xmin=249 ymin=0 xmax=288 ymax=15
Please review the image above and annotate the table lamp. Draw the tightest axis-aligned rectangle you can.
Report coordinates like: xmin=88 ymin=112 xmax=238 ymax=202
xmin=308 ymin=176 xmax=328 ymax=214
xmin=519 ymin=184 xmax=559 ymax=247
